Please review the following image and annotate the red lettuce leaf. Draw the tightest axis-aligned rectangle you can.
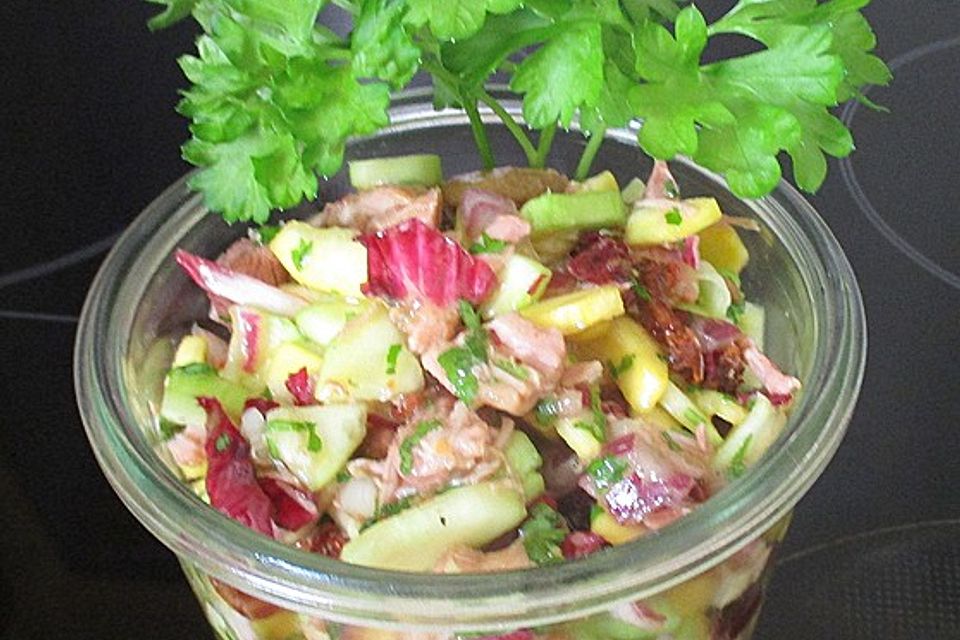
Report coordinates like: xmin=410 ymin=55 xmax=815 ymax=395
xmin=258 ymin=476 xmax=319 ymax=531
xmin=360 ymin=218 xmax=497 ymax=306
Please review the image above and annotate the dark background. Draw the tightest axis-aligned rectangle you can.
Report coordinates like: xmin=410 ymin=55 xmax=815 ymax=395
xmin=1 ymin=2 xmax=958 ymax=638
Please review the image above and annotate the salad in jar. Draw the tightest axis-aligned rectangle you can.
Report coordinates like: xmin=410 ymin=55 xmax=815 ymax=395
xmin=159 ymin=154 xmax=799 ymax=637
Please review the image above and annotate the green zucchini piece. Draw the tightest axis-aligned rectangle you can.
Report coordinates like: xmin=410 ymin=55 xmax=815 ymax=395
xmin=348 ymin=154 xmax=443 ymax=189
xmin=340 ymin=482 xmax=527 ymax=571
xmin=160 ymin=364 xmax=247 ymax=427
xmin=480 ymin=253 xmax=552 ymax=319
xmin=521 ymin=190 xmax=626 ymax=235
xmin=659 ymin=381 xmax=723 ymax=446
xmin=502 ymin=430 xmax=545 ymax=501
xmin=713 ymin=393 xmax=787 ymax=479
xmin=625 ymin=197 xmax=722 ymax=245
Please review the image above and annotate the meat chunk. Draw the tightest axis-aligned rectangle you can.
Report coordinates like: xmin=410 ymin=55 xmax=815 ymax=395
xmin=487 ymin=313 xmax=566 ymax=377
xmin=459 ymin=188 xmax=531 ymax=244
xmin=388 ymin=298 xmax=460 ymax=355
xmin=312 ymin=186 xmax=442 ymax=233
xmin=216 ymin=238 xmax=289 ymax=287
xmin=434 ymin=539 xmax=532 ymax=573
xmin=443 ymin=167 xmax=570 ymax=207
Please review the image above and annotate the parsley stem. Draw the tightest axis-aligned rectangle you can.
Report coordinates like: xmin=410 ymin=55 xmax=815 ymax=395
xmin=534 ymin=122 xmax=557 ymax=168
xmin=575 ymin=126 xmax=606 ymax=180
xmin=475 ymin=89 xmax=538 ymax=167
xmin=464 ymin=99 xmax=495 ymax=171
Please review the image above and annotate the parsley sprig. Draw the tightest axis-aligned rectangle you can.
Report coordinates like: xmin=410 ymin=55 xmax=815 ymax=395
xmin=149 ymin=0 xmax=889 ymax=223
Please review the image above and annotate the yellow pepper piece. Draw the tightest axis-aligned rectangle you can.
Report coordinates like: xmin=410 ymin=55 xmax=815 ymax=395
xmin=574 ymin=170 xmax=619 ymax=193
xmin=573 ymin=317 xmax=669 ymax=412
xmin=172 ymin=334 xmax=207 ymax=368
xmin=263 ymin=341 xmax=324 ymax=402
xmin=625 ymin=197 xmax=722 ymax=245
xmin=567 ymin=319 xmax=613 ymax=343
xmin=520 ymin=285 xmax=624 ymax=335
xmin=698 ymin=222 xmax=749 ymax=274
xmin=591 ymin=510 xmax=645 ymax=545
xmin=555 ymin=418 xmax=603 ymax=461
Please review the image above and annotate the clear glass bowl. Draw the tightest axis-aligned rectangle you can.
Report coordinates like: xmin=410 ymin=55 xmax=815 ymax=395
xmin=75 ymin=91 xmax=866 ymax=640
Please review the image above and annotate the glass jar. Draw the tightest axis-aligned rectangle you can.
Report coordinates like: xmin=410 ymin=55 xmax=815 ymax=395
xmin=75 ymin=90 xmax=866 ymax=640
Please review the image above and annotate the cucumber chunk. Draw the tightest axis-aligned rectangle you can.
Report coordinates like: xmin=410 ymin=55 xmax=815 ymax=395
xmin=160 ymin=364 xmax=247 ymax=426
xmin=677 ymin=260 xmax=733 ymax=320
xmin=520 ymin=285 xmax=625 ymax=335
xmin=659 ymin=382 xmax=722 ymax=446
xmin=480 ymin=253 xmax=551 ymax=319
xmin=349 ymin=154 xmax=443 ymax=189
xmin=340 ymin=482 xmax=527 ymax=571
xmin=713 ymin=393 xmax=786 ymax=479
xmin=295 ymin=298 xmax=368 ymax=346
xmin=264 ymin=404 xmax=367 ymax=491
xmin=502 ymin=430 xmax=545 ymax=501
xmin=521 ymin=190 xmax=626 ymax=234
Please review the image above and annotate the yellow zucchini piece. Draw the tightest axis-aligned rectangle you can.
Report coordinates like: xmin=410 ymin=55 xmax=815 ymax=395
xmin=172 ymin=334 xmax=207 ymax=367
xmin=573 ymin=317 xmax=669 ymax=412
xmin=698 ymin=222 xmax=749 ymax=274
xmin=263 ymin=341 xmax=324 ymax=402
xmin=625 ymin=197 xmax=722 ymax=245
xmin=556 ymin=417 xmax=604 ymax=461
xmin=591 ymin=510 xmax=644 ymax=545
xmin=574 ymin=170 xmax=619 ymax=193
xmin=520 ymin=285 xmax=624 ymax=335
xmin=269 ymin=221 xmax=367 ymax=297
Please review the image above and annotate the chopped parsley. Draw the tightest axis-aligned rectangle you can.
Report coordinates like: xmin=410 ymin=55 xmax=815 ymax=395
xmin=468 ymin=233 xmax=507 ymax=255
xmin=716 ymin=267 xmax=742 ymax=288
xmin=534 ymin=395 xmax=563 ymax=427
xmin=385 ymin=343 xmax=402 ymax=375
xmin=267 ymin=419 xmax=323 ymax=452
xmin=589 ymin=503 xmax=605 ymax=523
xmin=437 ymin=347 xmax=479 ymax=405
xmin=458 ymin=300 xmax=488 ymax=361
xmin=174 ymin=362 xmax=216 ymax=376
xmin=360 ymin=496 xmax=415 ymax=531
xmin=520 ymin=503 xmax=568 ymax=566
xmin=660 ymin=431 xmax=682 ymax=453
xmin=664 ymin=208 xmax=683 ymax=226
xmin=574 ymin=418 xmax=606 ymax=442
xmin=728 ymin=435 xmax=753 ymax=480
xmin=494 ymin=358 xmax=528 ymax=381
xmin=629 ymin=277 xmax=652 ymax=302
xmin=399 ymin=419 xmax=442 ymax=475
xmin=608 ymin=354 xmax=635 ymax=380
xmin=585 ymin=385 xmax=608 ymax=442
xmin=726 ymin=300 xmax=746 ymax=324
xmin=159 ymin=417 xmax=185 ymax=441
xmin=335 ymin=469 xmax=352 ymax=483
xmin=683 ymin=408 xmax=708 ymax=427
xmin=291 ymin=238 xmax=313 ymax=271
xmin=585 ymin=455 xmax=627 ymax=491
xmin=214 ymin=432 xmax=231 ymax=452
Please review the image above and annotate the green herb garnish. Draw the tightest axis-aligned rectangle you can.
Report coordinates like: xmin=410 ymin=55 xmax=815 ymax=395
xmin=361 ymin=496 xmax=416 ymax=531
xmin=520 ymin=502 xmax=568 ymax=566
xmin=660 ymin=430 xmax=682 ymax=452
xmin=291 ymin=238 xmax=313 ymax=271
xmin=214 ymin=432 xmax=231 ymax=452
xmin=585 ymin=455 xmax=628 ymax=491
xmin=664 ymin=208 xmax=683 ymax=226
xmin=683 ymin=408 xmax=708 ymax=426
xmin=336 ymin=469 xmax=352 ymax=483
xmin=174 ymin=362 xmax=216 ymax=376
xmin=159 ymin=417 xmax=185 ymax=441
xmin=534 ymin=395 xmax=563 ymax=427
xmin=458 ymin=299 xmax=488 ymax=361
xmin=385 ymin=343 xmax=402 ymax=375
xmin=267 ymin=419 xmax=323 ymax=452
xmin=494 ymin=358 xmax=529 ymax=381
xmin=608 ymin=354 xmax=635 ymax=380
xmin=728 ymin=435 xmax=753 ymax=480
xmin=147 ymin=0 xmax=890 ymax=224
xmin=399 ymin=419 xmax=442 ymax=475
xmin=256 ymin=224 xmax=281 ymax=245
xmin=630 ymin=277 xmax=652 ymax=302
xmin=468 ymin=233 xmax=508 ymax=255
xmin=726 ymin=300 xmax=747 ymax=324
xmin=437 ymin=347 xmax=480 ymax=405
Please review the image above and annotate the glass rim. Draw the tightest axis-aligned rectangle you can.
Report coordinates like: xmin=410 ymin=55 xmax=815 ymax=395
xmin=75 ymin=91 xmax=866 ymax=630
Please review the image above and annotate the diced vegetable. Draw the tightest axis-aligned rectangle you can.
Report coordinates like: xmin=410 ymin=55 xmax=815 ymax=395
xmin=690 ymin=389 xmax=748 ymax=426
xmin=480 ymin=254 xmax=552 ymax=319
xmin=264 ymin=404 xmax=367 ymax=491
xmin=573 ymin=317 xmax=668 ymax=412
xmin=340 ymin=483 xmax=527 ymax=571
xmin=590 ymin=509 xmax=644 ymax=545
xmin=160 ymin=364 xmax=248 ymax=426
xmin=530 ymin=230 xmax=580 ymax=265
xmin=625 ymin=197 xmax=722 ymax=245
xmin=172 ymin=334 xmax=207 ymax=367
xmin=221 ymin=306 xmax=302 ymax=388
xmin=262 ymin=342 xmax=324 ymax=402
xmin=659 ymin=382 xmax=723 ymax=446
xmin=620 ymin=177 xmax=647 ymax=205
xmin=294 ymin=298 xmax=368 ymax=346
xmin=738 ymin=301 xmax=766 ymax=349
xmin=678 ymin=260 xmax=732 ymax=319
xmin=520 ymin=285 xmax=624 ymax=335
xmin=318 ymin=303 xmax=423 ymax=402
xmin=556 ymin=417 xmax=604 ymax=461
xmin=502 ymin=430 xmax=546 ymax=501
xmin=348 ymin=154 xmax=443 ymax=190
xmin=713 ymin=394 xmax=787 ymax=479
xmin=698 ymin=223 xmax=749 ymax=274
xmin=269 ymin=222 xmax=367 ymax=297
xmin=574 ymin=170 xmax=619 ymax=193
xmin=521 ymin=191 xmax=626 ymax=235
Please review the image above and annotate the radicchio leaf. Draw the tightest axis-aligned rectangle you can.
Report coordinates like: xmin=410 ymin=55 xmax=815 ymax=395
xmin=201 ymin=397 xmax=275 ymax=536
xmin=258 ymin=476 xmax=319 ymax=531
xmin=360 ymin=218 xmax=497 ymax=306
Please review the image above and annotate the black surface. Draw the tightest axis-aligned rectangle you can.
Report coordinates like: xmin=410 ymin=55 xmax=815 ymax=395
xmin=2 ymin=2 xmax=958 ymax=639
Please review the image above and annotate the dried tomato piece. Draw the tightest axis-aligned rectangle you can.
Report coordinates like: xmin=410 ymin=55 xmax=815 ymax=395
xmin=633 ymin=300 xmax=705 ymax=385
xmin=296 ymin=521 xmax=348 ymax=558
xmin=567 ymin=233 xmax=633 ymax=285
